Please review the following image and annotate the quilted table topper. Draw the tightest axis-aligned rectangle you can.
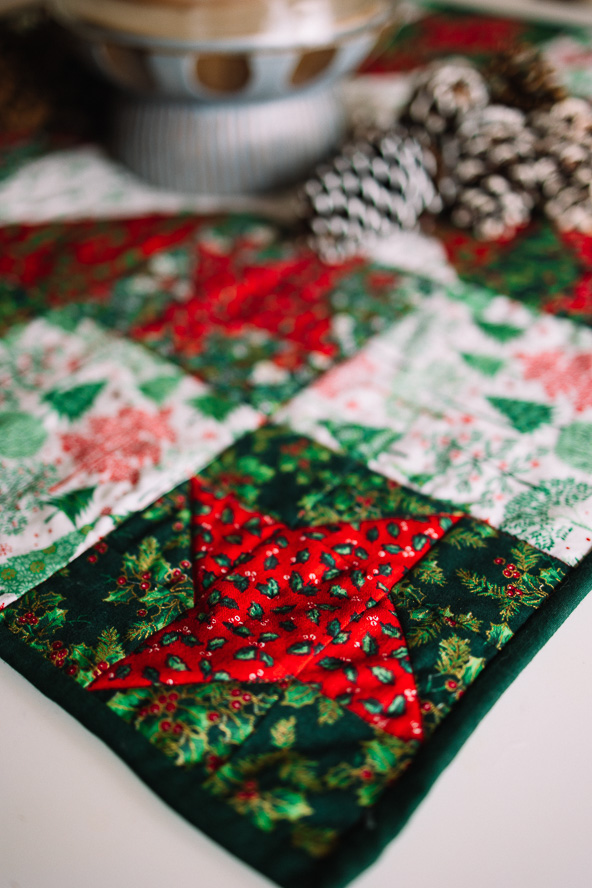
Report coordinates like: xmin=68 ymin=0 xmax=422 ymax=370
xmin=2 ymin=8 xmax=592 ymax=888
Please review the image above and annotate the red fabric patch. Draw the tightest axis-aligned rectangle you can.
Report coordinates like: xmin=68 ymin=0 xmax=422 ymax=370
xmin=0 ymin=214 xmax=201 ymax=297
xmin=132 ymin=244 xmax=361 ymax=368
xmin=90 ymin=480 xmax=458 ymax=740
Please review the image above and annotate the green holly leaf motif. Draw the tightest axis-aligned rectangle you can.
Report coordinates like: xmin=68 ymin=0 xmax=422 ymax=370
xmin=332 ymin=631 xmax=351 ymax=644
xmin=295 ymin=549 xmax=310 ymax=564
xmin=228 ymin=623 xmax=251 ymax=638
xmin=318 ymin=656 xmax=344 ymax=670
xmin=43 ymin=381 xmax=105 ymax=420
xmin=44 ymin=486 xmax=95 ymax=528
xmin=143 ymin=666 xmax=161 ymax=684
xmin=219 ymin=595 xmax=239 ymax=609
xmin=200 ymin=658 xmax=212 ymax=676
xmin=385 ymin=694 xmax=407 ymax=716
xmin=321 ymin=552 xmax=336 ymax=569
xmin=343 ymin=665 xmax=358 ymax=683
xmin=283 ymin=683 xmax=318 ymax=708
xmin=260 ymin=652 xmax=275 ymax=666
xmin=161 ymin=632 xmax=180 ymax=646
xmin=381 ymin=623 xmax=402 ymax=639
xmin=362 ymin=633 xmax=378 ymax=656
xmin=361 ymin=698 xmax=382 ymax=715
xmin=487 ymin=622 xmax=514 ymax=650
xmin=391 ymin=648 xmax=414 ymax=673
xmin=235 ymin=646 xmax=258 ymax=660
xmin=334 ymin=544 xmax=352 ymax=555
xmin=387 ymin=522 xmax=400 ymax=538
xmin=327 ymin=619 xmax=341 ymax=638
xmin=307 ymin=607 xmax=320 ymax=624
xmin=264 ymin=555 xmax=279 ymax=570
xmin=287 ymin=641 xmax=312 ymax=656
xmin=370 ymin=666 xmax=395 ymax=684
xmin=248 ymin=602 xmax=264 ymax=620
xmin=411 ymin=533 xmax=429 ymax=552
xmin=488 ymin=397 xmax=552 ymax=434
xmin=257 ymin=578 xmax=280 ymax=598
xmin=289 ymin=573 xmax=304 ymax=593
xmin=166 ymin=654 xmax=189 ymax=671
xmin=329 ymin=585 xmax=349 ymax=598
xmin=207 ymin=637 xmax=226 ymax=650
xmin=259 ymin=632 xmax=279 ymax=642
xmin=114 ymin=664 xmax=132 ymax=681
xmin=227 ymin=574 xmax=249 ymax=592
xmin=139 ymin=375 xmax=180 ymax=404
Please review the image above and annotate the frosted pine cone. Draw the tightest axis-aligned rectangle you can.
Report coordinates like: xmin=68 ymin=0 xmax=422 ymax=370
xmin=402 ymin=58 xmax=490 ymax=142
xmin=301 ymin=128 xmax=441 ymax=261
xmin=531 ymin=98 xmax=592 ymax=233
xmin=439 ymin=105 xmax=542 ymax=238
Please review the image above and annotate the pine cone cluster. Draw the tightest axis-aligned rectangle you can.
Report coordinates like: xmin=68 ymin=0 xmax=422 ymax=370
xmin=404 ymin=49 xmax=592 ymax=239
xmin=302 ymin=44 xmax=592 ymax=256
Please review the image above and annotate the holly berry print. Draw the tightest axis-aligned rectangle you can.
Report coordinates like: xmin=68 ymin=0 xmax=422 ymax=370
xmin=91 ymin=479 xmax=457 ymax=740
xmin=0 ymin=314 xmax=261 ymax=608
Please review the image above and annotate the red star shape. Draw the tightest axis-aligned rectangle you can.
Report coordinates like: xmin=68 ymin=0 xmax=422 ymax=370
xmin=91 ymin=479 xmax=458 ymax=740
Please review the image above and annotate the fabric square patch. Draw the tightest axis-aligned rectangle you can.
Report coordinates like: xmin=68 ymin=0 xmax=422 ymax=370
xmin=0 ymin=314 xmax=261 ymax=607
xmin=278 ymin=280 xmax=592 ymax=564
xmin=130 ymin=216 xmax=411 ymax=412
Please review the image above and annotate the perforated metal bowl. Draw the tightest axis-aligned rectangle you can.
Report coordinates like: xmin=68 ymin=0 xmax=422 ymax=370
xmin=50 ymin=0 xmax=398 ymax=193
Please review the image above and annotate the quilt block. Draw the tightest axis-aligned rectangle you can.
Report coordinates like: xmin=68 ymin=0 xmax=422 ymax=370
xmin=2 ymin=8 xmax=592 ymax=888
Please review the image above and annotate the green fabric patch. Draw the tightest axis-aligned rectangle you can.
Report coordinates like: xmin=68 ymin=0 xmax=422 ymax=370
xmin=392 ymin=517 xmax=569 ymax=736
xmin=0 ymin=484 xmax=193 ymax=687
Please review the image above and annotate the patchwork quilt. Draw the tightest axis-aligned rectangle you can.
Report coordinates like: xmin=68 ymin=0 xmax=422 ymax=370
xmin=2 ymin=9 xmax=592 ymax=887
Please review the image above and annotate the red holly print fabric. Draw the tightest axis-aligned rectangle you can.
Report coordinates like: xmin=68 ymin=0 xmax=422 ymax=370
xmin=132 ymin=244 xmax=361 ymax=369
xmin=91 ymin=480 xmax=458 ymax=740
xmin=0 ymin=214 xmax=200 ymax=299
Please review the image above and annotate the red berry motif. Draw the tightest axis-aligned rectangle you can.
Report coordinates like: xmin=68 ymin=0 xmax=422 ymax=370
xmin=89 ymin=481 xmax=459 ymax=740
